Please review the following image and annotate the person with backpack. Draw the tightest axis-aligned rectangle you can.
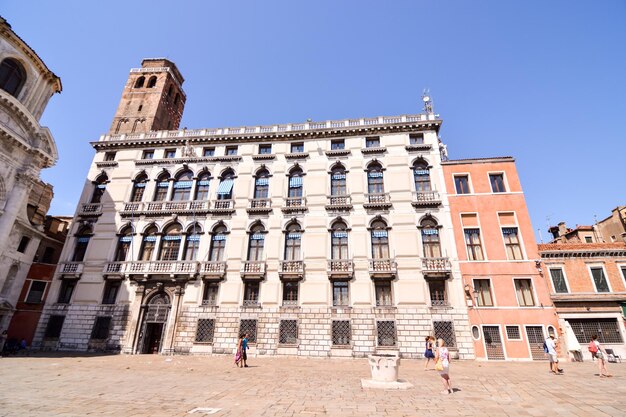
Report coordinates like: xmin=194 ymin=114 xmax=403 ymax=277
xmin=544 ymin=334 xmax=562 ymax=374
xmin=589 ymin=335 xmax=612 ymax=377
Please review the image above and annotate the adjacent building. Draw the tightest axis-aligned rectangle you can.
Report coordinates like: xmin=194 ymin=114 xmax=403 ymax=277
xmin=0 ymin=16 xmax=61 ymax=332
xmin=443 ymin=157 xmax=560 ymax=360
xmin=34 ymin=59 xmax=476 ymax=358
xmin=597 ymin=206 xmax=626 ymax=244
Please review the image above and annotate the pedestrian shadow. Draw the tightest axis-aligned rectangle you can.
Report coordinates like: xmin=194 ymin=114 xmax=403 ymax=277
xmin=451 ymin=388 xmax=462 ymax=393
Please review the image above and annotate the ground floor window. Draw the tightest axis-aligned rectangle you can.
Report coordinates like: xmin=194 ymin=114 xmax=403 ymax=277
xmin=505 ymin=326 xmax=521 ymax=340
xmin=90 ymin=317 xmax=112 ymax=340
xmin=202 ymin=282 xmax=219 ymax=306
xmin=239 ymin=319 xmax=258 ymax=343
xmin=332 ymin=320 xmax=351 ymax=346
xmin=195 ymin=319 xmax=215 ymax=343
xmin=376 ymin=321 xmax=397 ymax=347
xmin=45 ymin=315 xmax=65 ymax=339
xmin=433 ymin=320 xmax=456 ymax=348
xmin=279 ymin=320 xmax=298 ymax=345
xmin=568 ymin=318 xmax=623 ymax=344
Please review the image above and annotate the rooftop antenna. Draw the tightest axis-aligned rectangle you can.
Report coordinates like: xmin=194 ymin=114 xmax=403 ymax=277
xmin=422 ymin=89 xmax=433 ymax=114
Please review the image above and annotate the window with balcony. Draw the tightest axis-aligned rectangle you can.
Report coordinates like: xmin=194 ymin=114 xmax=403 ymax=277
xmin=153 ymin=173 xmax=171 ymax=201
xmin=409 ymin=133 xmax=424 ymax=144
xmin=330 ymin=165 xmax=347 ymax=196
xmin=502 ymin=227 xmax=523 ymax=260
xmin=254 ymin=169 xmax=270 ymax=199
xmin=90 ymin=173 xmax=108 ymax=204
xmin=57 ymin=280 xmax=76 ymax=304
xmin=284 ymin=222 xmax=302 ymax=260
xmin=259 ymin=144 xmax=272 ymax=154
xmin=332 ymin=281 xmax=349 ymax=306
xmin=72 ymin=226 xmax=92 ymax=262
xmin=464 ymin=228 xmax=484 ymax=261
xmin=164 ymin=149 xmax=176 ymax=159
xmin=291 ymin=142 xmax=304 ymax=153
xmin=288 ymin=167 xmax=303 ymax=198
xmin=247 ymin=224 xmax=265 ymax=261
xmin=159 ymin=223 xmax=182 ymax=261
xmin=375 ymin=281 xmax=392 ymax=307
xmin=489 ymin=173 xmax=506 ymax=193
xmin=454 ymin=175 xmax=470 ymax=194
xmin=139 ymin=226 xmax=158 ymax=261
xmin=365 ymin=137 xmax=380 ymax=148
xmin=225 ymin=146 xmax=238 ymax=155
xmin=172 ymin=170 xmax=193 ymax=201
xmin=142 ymin=149 xmax=154 ymax=159
xmin=202 ymin=147 xmax=215 ymax=157
xmin=216 ymin=170 xmax=235 ymax=200
xmin=331 ymin=220 xmax=349 ymax=260
xmin=549 ymin=268 xmax=569 ymax=293
xmin=202 ymin=282 xmax=219 ymax=306
xmin=130 ymin=173 xmax=148 ymax=202
xmin=102 ymin=280 xmax=121 ymax=304
xmin=282 ymin=281 xmax=299 ymax=306
xmin=114 ymin=227 xmax=133 ymax=261
xmin=194 ymin=171 xmax=211 ymax=200
xmin=209 ymin=225 xmax=227 ymax=261
xmin=590 ymin=267 xmax=610 ymax=292
xmin=25 ymin=281 xmax=47 ymax=304
xmin=243 ymin=282 xmax=260 ymax=306
xmin=473 ymin=279 xmax=493 ymax=306
xmin=370 ymin=220 xmax=390 ymax=259
xmin=514 ymin=278 xmax=535 ymax=306
xmin=183 ymin=223 xmax=201 ymax=261
xmin=331 ymin=139 xmax=345 ymax=150
xmin=421 ymin=218 xmax=442 ymax=258
xmin=366 ymin=162 xmax=384 ymax=194
xmin=413 ymin=160 xmax=432 ymax=192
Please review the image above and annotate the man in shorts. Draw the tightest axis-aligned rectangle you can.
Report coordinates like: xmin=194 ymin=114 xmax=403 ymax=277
xmin=545 ymin=334 xmax=562 ymax=374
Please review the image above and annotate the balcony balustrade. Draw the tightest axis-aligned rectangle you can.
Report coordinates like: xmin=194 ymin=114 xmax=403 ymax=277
xmin=247 ymin=198 xmax=272 ymax=214
xmin=120 ymin=200 xmax=210 ymax=216
xmin=102 ymin=261 xmax=198 ymax=277
xmin=77 ymin=203 xmax=103 ymax=217
xmin=210 ymin=199 xmax=235 ymax=214
xmin=198 ymin=261 xmax=227 ymax=279
xmin=279 ymin=260 xmax=304 ymax=279
xmin=422 ymin=257 xmax=452 ymax=276
xmin=368 ymin=258 xmax=398 ymax=278
xmin=363 ymin=193 xmax=392 ymax=209
xmin=327 ymin=259 xmax=354 ymax=278
xmin=282 ymin=196 xmax=307 ymax=213
xmin=59 ymin=262 xmax=84 ymax=277
xmin=325 ymin=195 xmax=352 ymax=211
xmin=412 ymin=191 xmax=442 ymax=208
xmin=240 ymin=261 xmax=266 ymax=279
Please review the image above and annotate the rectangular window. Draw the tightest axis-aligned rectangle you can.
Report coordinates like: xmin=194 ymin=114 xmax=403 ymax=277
xmin=90 ymin=317 xmax=112 ymax=340
xmin=195 ymin=319 xmax=215 ymax=343
xmin=473 ymin=279 xmax=493 ymax=306
xmin=243 ymin=282 xmax=260 ymax=306
xmin=25 ymin=281 xmax=47 ymax=304
xmin=239 ymin=319 xmax=257 ymax=343
xmin=202 ymin=147 xmax=215 ymax=157
xmin=57 ymin=280 xmax=76 ymax=304
xmin=42 ymin=247 xmax=56 ymax=263
xmin=376 ymin=321 xmax=397 ymax=347
xmin=279 ymin=320 xmax=298 ymax=345
xmin=505 ymin=326 xmax=521 ymax=340
xmin=621 ymin=267 xmax=626 ymax=286
xmin=102 ymin=280 xmax=121 ymax=304
xmin=454 ymin=175 xmax=470 ymax=194
xmin=290 ymin=143 xmax=304 ymax=153
xmin=164 ymin=149 xmax=176 ymax=158
xmin=489 ymin=173 xmax=506 ymax=193
xmin=590 ymin=267 xmax=610 ymax=292
xmin=409 ymin=133 xmax=424 ymax=144
xmin=464 ymin=228 xmax=484 ymax=261
xmin=549 ymin=268 xmax=569 ymax=293
xmin=104 ymin=151 xmax=116 ymax=161
xmin=226 ymin=146 xmax=238 ymax=155
xmin=202 ymin=282 xmax=219 ymax=306
xmin=332 ymin=320 xmax=351 ymax=346
xmin=375 ymin=281 xmax=392 ymax=307
xmin=259 ymin=144 xmax=272 ymax=154
xmin=282 ymin=281 xmax=298 ymax=306
xmin=365 ymin=137 xmax=380 ymax=148
xmin=331 ymin=139 xmax=345 ymax=150
xmin=429 ymin=281 xmax=447 ymax=306
xmin=332 ymin=281 xmax=349 ymax=306
xmin=142 ymin=149 xmax=154 ymax=159
xmin=44 ymin=315 xmax=65 ymax=339
xmin=514 ymin=279 xmax=536 ymax=306
xmin=17 ymin=236 xmax=31 ymax=253
xmin=585 ymin=236 xmax=593 ymax=243
xmin=502 ymin=227 xmax=523 ymax=260
xmin=433 ymin=321 xmax=456 ymax=348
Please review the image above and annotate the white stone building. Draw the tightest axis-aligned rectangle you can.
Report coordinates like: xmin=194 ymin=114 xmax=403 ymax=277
xmin=35 ymin=59 xmax=474 ymax=358
xmin=0 ymin=16 xmax=61 ymax=331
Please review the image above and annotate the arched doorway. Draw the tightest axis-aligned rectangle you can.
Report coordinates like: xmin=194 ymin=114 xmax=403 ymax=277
xmin=139 ymin=292 xmax=171 ymax=354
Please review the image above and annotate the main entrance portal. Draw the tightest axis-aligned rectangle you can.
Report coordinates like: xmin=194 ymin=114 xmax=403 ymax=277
xmin=138 ymin=292 xmax=170 ymax=354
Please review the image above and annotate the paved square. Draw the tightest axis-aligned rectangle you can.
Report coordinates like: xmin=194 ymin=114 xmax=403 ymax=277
xmin=0 ymin=353 xmax=624 ymax=416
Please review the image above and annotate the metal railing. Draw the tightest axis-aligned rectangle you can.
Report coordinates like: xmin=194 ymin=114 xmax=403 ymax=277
xmin=422 ymin=257 xmax=452 ymax=272
xmin=242 ymin=299 xmax=261 ymax=308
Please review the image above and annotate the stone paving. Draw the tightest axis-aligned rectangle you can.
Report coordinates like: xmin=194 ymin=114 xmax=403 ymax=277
xmin=0 ymin=353 xmax=625 ymax=417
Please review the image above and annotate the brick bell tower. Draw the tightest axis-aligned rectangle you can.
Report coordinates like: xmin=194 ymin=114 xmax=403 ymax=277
xmin=109 ymin=58 xmax=186 ymax=135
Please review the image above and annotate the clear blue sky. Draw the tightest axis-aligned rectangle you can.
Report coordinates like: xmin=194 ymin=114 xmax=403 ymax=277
xmin=4 ymin=1 xmax=625 ymax=241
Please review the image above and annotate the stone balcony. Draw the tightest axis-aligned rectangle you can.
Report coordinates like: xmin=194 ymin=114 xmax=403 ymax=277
xmin=279 ymin=260 xmax=304 ymax=280
xmin=198 ymin=261 xmax=227 ymax=280
xmin=325 ymin=195 xmax=352 ymax=211
xmin=210 ymin=199 xmax=235 ymax=214
xmin=77 ymin=203 xmax=103 ymax=217
xmin=281 ymin=197 xmax=307 ymax=213
xmin=240 ymin=261 xmax=266 ymax=279
xmin=327 ymin=259 xmax=354 ymax=279
xmin=247 ymin=198 xmax=272 ymax=214
xmin=368 ymin=258 xmax=398 ymax=278
xmin=120 ymin=200 xmax=210 ymax=217
xmin=284 ymin=152 xmax=309 ymax=160
xmin=363 ymin=193 xmax=392 ymax=209
xmin=102 ymin=261 xmax=198 ymax=278
xmin=405 ymin=143 xmax=432 ymax=152
xmin=58 ymin=262 xmax=84 ymax=277
xmin=361 ymin=146 xmax=386 ymax=155
xmin=412 ymin=191 xmax=442 ymax=208
xmin=251 ymin=153 xmax=276 ymax=161
xmin=422 ymin=257 xmax=452 ymax=277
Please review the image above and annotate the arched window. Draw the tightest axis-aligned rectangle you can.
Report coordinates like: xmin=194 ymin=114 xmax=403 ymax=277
xmin=0 ymin=58 xmax=26 ymax=97
xmin=183 ymin=223 xmax=201 ymax=261
xmin=194 ymin=172 xmax=211 ymax=200
xmin=159 ymin=223 xmax=182 ymax=261
xmin=330 ymin=165 xmax=347 ymax=196
xmin=134 ymin=76 xmax=145 ymax=88
xmin=413 ymin=160 xmax=432 ymax=192
xmin=139 ymin=226 xmax=158 ymax=261
xmin=254 ymin=169 xmax=270 ymax=199
xmin=172 ymin=170 xmax=193 ymax=201
xmin=131 ymin=173 xmax=148 ymax=202
xmin=421 ymin=218 xmax=441 ymax=258
xmin=370 ymin=220 xmax=390 ymax=259
xmin=209 ymin=224 xmax=227 ymax=261
xmin=147 ymin=76 xmax=157 ymax=88
xmin=216 ymin=170 xmax=235 ymax=200
xmin=288 ymin=167 xmax=303 ymax=198
xmin=367 ymin=162 xmax=384 ymax=194
xmin=90 ymin=174 xmax=108 ymax=204
xmin=72 ymin=226 xmax=92 ymax=262
xmin=331 ymin=220 xmax=349 ymax=260
xmin=115 ymin=226 xmax=133 ymax=261
xmin=153 ymin=172 xmax=171 ymax=201
xmin=284 ymin=222 xmax=302 ymax=261
xmin=247 ymin=223 xmax=266 ymax=261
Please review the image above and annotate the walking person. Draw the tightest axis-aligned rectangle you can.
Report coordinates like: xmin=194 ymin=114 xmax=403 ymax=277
xmin=241 ymin=333 xmax=249 ymax=368
xmin=424 ymin=336 xmax=435 ymax=370
xmin=234 ymin=335 xmax=243 ymax=367
xmin=434 ymin=338 xmax=452 ymax=394
xmin=545 ymin=334 xmax=562 ymax=374
xmin=589 ymin=335 xmax=612 ymax=377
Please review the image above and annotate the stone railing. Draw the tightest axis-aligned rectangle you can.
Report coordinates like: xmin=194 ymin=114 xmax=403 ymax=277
xmin=422 ymin=257 xmax=452 ymax=273
xmin=198 ymin=261 xmax=227 ymax=278
xmin=282 ymin=197 xmax=307 ymax=212
xmin=211 ymin=199 xmax=235 ymax=213
xmin=279 ymin=260 xmax=304 ymax=278
xmin=368 ymin=258 xmax=398 ymax=276
xmin=59 ymin=262 xmax=84 ymax=276
xmin=412 ymin=191 xmax=442 ymax=207
xmin=325 ymin=195 xmax=352 ymax=210
xmin=247 ymin=198 xmax=272 ymax=213
xmin=120 ymin=200 xmax=210 ymax=216
xmin=327 ymin=259 xmax=354 ymax=277
xmin=77 ymin=203 xmax=103 ymax=217
xmin=241 ymin=261 xmax=266 ymax=278
xmin=364 ymin=193 xmax=392 ymax=208
xmin=103 ymin=261 xmax=198 ymax=276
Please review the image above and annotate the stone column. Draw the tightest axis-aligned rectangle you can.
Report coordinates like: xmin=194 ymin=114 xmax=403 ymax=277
xmin=122 ymin=282 xmax=145 ymax=354
xmin=0 ymin=172 xmax=36 ymax=256
xmin=162 ymin=284 xmax=184 ymax=354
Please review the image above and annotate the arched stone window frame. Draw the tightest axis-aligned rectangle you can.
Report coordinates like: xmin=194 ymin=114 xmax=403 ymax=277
xmin=283 ymin=220 xmax=303 ymax=261
xmin=329 ymin=163 xmax=348 ymax=196
xmin=418 ymin=215 xmax=443 ymax=258
xmin=0 ymin=58 xmax=27 ymax=98
xmin=134 ymin=76 xmax=145 ymax=88
xmin=246 ymin=221 xmax=267 ymax=261
xmin=153 ymin=171 xmax=172 ymax=202
xmin=368 ymin=216 xmax=391 ymax=260
xmin=171 ymin=169 xmax=194 ymax=201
